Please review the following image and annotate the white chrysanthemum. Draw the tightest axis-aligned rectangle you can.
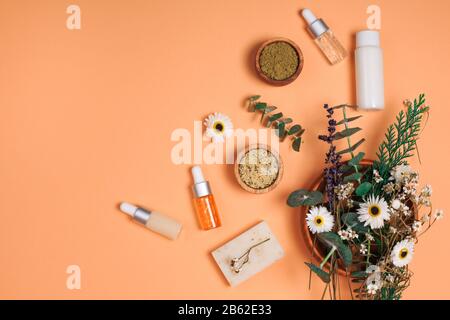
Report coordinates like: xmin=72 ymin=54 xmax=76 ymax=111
xmin=391 ymin=164 xmax=413 ymax=183
xmin=357 ymin=195 xmax=390 ymax=229
xmin=391 ymin=199 xmax=401 ymax=210
xmin=204 ymin=112 xmax=233 ymax=143
xmin=306 ymin=206 xmax=334 ymax=234
xmin=391 ymin=240 xmax=414 ymax=267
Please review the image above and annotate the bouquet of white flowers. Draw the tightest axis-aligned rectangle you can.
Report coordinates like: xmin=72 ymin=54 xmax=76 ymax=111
xmin=288 ymin=94 xmax=443 ymax=300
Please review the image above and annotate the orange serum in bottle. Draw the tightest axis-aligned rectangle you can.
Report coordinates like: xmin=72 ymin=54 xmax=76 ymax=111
xmin=191 ymin=166 xmax=221 ymax=230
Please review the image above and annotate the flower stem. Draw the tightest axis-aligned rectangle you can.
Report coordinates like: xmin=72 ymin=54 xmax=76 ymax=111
xmin=320 ymin=246 xmax=337 ymax=269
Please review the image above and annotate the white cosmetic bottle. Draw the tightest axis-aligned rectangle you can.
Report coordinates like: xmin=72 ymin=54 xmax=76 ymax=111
xmin=355 ymin=30 xmax=384 ymax=110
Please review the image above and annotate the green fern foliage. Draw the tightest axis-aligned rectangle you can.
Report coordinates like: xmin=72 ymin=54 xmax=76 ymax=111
xmin=375 ymin=94 xmax=429 ymax=177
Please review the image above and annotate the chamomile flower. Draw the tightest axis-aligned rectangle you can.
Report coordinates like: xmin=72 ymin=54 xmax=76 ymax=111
xmin=434 ymin=209 xmax=444 ymax=220
xmin=412 ymin=221 xmax=421 ymax=232
xmin=306 ymin=206 xmax=334 ymax=234
xmin=391 ymin=240 xmax=414 ymax=267
xmin=204 ymin=112 xmax=233 ymax=143
xmin=357 ymin=195 xmax=390 ymax=230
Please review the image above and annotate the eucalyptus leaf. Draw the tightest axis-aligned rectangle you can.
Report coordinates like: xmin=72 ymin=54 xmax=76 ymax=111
xmin=287 ymin=189 xmax=322 ymax=207
xmin=348 ymin=152 xmax=365 ymax=166
xmin=268 ymin=112 xmax=283 ymax=122
xmin=318 ymin=232 xmax=352 ymax=267
xmin=305 ymin=262 xmax=330 ymax=283
xmin=337 ymin=138 xmax=365 ymax=155
xmin=341 ymin=212 xmax=369 ymax=233
xmin=337 ymin=115 xmax=363 ymax=125
xmin=339 ymin=165 xmax=356 ymax=174
xmin=288 ymin=124 xmax=301 ymax=135
xmin=356 ymin=182 xmax=372 ymax=196
xmin=333 ymin=127 xmax=362 ymax=140
xmin=254 ymin=102 xmax=267 ymax=110
xmin=249 ymin=95 xmax=261 ymax=101
xmin=275 ymin=122 xmax=286 ymax=138
xmin=292 ymin=137 xmax=302 ymax=152
xmin=281 ymin=118 xmax=293 ymax=124
xmin=343 ymin=172 xmax=362 ymax=183
xmin=351 ymin=271 xmax=368 ymax=278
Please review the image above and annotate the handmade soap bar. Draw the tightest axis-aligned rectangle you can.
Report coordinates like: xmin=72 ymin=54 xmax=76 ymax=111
xmin=211 ymin=221 xmax=284 ymax=287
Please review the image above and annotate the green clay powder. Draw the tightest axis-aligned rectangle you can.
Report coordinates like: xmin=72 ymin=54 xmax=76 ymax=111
xmin=259 ymin=41 xmax=299 ymax=81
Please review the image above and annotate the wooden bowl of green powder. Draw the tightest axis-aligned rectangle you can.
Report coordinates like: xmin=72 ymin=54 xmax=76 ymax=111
xmin=256 ymin=38 xmax=303 ymax=86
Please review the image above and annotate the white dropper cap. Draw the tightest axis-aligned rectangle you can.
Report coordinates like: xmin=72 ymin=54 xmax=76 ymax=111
xmin=191 ymin=166 xmax=205 ymax=184
xmin=301 ymin=8 xmax=329 ymax=38
xmin=301 ymin=8 xmax=317 ymax=24
xmin=120 ymin=202 xmax=138 ymax=217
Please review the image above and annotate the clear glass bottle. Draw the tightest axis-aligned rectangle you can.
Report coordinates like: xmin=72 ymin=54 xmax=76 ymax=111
xmin=191 ymin=166 xmax=221 ymax=230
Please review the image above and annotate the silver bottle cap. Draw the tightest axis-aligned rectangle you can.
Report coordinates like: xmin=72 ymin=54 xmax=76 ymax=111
xmin=134 ymin=208 xmax=151 ymax=225
xmin=307 ymin=18 xmax=329 ymax=38
xmin=192 ymin=181 xmax=212 ymax=198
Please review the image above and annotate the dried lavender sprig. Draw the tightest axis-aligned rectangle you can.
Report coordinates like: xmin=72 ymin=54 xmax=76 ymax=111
xmin=318 ymin=104 xmax=342 ymax=212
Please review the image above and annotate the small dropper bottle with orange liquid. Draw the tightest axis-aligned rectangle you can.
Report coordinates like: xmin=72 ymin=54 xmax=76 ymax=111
xmin=191 ymin=166 xmax=221 ymax=230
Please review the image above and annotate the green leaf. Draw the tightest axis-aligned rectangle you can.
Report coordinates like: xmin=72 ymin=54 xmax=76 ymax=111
xmin=254 ymin=102 xmax=267 ymax=110
xmin=356 ymin=182 xmax=372 ymax=196
xmin=287 ymin=189 xmax=323 ymax=207
xmin=337 ymin=115 xmax=363 ymax=125
xmin=264 ymin=106 xmax=277 ymax=113
xmin=281 ymin=118 xmax=293 ymax=124
xmin=337 ymin=138 xmax=365 ymax=155
xmin=275 ymin=122 xmax=286 ymax=138
xmin=292 ymin=137 xmax=302 ymax=152
xmin=249 ymin=95 xmax=261 ymax=101
xmin=348 ymin=152 xmax=365 ymax=166
xmin=268 ymin=112 xmax=283 ymax=122
xmin=318 ymin=232 xmax=352 ymax=267
xmin=351 ymin=271 xmax=368 ymax=278
xmin=339 ymin=165 xmax=356 ymax=174
xmin=333 ymin=127 xmax=362 ymax=140
xmin=305 ymin=263 xmax=330 ymax=283
xmin=288 ymin=124 xmax=301 ymax=135
xmin=341 ymin=212 xmax=369 ymax=233
xmin=343 ymin=172 xmax=362 ymax=183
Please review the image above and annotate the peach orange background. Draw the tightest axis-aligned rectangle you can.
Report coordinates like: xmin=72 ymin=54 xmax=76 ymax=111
xmin=1 ymin=0 xmax=450 ymax=299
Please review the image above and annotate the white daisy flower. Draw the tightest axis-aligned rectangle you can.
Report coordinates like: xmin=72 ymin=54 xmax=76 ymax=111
xmin=391 ymin=239 xmax=414 ymax=267
xmin=204 ymin=112 xmax=233 ymax=143
xmin=306 ymin=206 xmax=334 ymax=234
xmin=357 ymin=195 xmax=390 ymax=230
xmin=434 ymin=209 xmax=444 ymax=220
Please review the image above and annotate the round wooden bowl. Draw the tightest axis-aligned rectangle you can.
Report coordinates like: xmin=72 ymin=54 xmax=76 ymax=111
xmin=255 ymin=38 xmax=304 ymax=86
xmin=234 ymin=144 xmax=283 ymax=194
xmin=300 ymin=159 xmax=419 ymax=276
